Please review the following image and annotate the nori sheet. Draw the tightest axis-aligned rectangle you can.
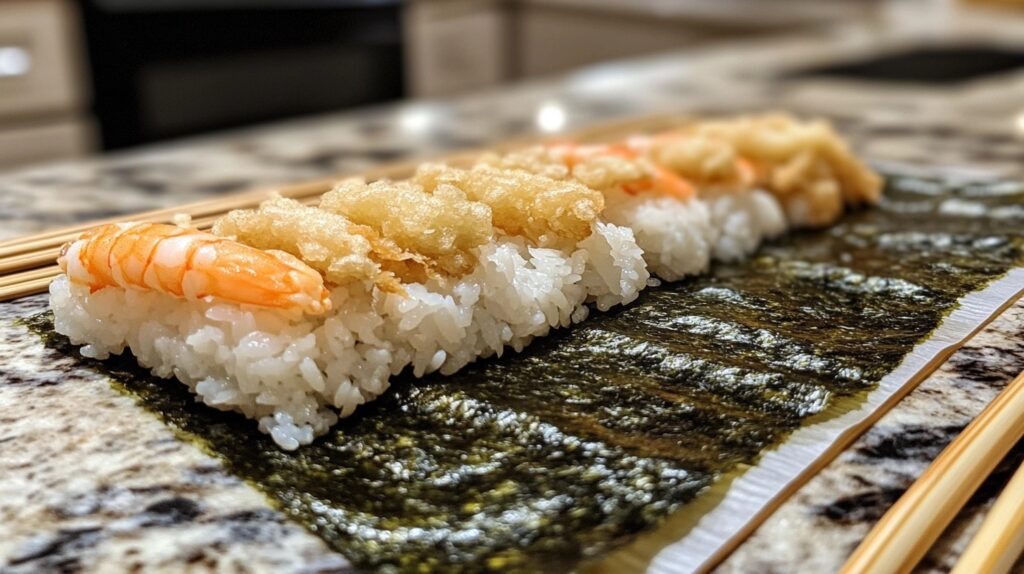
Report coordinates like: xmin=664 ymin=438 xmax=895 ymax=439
xmin=28 ymin=173 xmax=1024 ymax=573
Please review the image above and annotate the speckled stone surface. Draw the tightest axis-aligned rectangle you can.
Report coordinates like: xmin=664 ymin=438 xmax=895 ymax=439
xmin=0 ymin=295 xmax=351 ymax=573
xmin=2 ymin=11 xmax=1024 ymax=573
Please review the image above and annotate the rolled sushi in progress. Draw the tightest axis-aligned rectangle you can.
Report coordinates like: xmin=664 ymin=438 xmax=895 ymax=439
xmin=49 ymin=114 xmax=881 ymax=449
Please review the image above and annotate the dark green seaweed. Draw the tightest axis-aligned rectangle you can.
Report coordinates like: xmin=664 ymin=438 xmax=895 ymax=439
xmin=27 ymin=174 xmax=1024 ymax=573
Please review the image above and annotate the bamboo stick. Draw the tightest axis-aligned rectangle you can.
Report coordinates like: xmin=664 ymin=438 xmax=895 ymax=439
xmin=0 ymin=276 xmax=54 ymax=302
xmin=838 ymin=371 xmax=1024 ymax=574
xmin=0 ymin=186 xmax=278 ymax=251
xmin=0 ymin=265 xmax=59 ymax=288
xmin=950 ymin=454 xmax=1024 ymax=574
xmin=0 ymin=247 xmax=63 ymax=275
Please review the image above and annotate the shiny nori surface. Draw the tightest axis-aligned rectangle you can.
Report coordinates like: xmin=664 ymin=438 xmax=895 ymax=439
xmin=29 ymin=174 xmax=1024 ymax=573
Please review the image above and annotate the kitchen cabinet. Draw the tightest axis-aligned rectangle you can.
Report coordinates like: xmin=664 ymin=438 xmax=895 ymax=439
xmin=404 ymin=0 xmax=510 ymax=97
xmin=403 ymin=0 xmax=878 ymax=96
xmin=0 ymin=0 xmax=94 ymax=169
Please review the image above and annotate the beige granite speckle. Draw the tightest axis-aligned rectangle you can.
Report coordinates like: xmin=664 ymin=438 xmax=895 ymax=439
xmin=0 ymin=296 xmax=350 ymax=574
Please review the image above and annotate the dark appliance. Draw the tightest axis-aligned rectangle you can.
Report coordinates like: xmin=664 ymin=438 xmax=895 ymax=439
xmin=789 ymin=45 xmax=1024 ymax=85
xmin=79 ymin=0 xmax=404 ymax=149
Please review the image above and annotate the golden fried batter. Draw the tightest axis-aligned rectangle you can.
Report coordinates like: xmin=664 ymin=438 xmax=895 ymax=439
xmin=414 ymin=163 xmax=604 ymax=247
xmin=643 ymin=134 xmax=742 ymax=186
xmin=213 ymin=196 xmax=379 ymax=285
xmin=479 ymin=148 xmax=570 ymax=181
xmin=485 ymin=115 xmax=879 ymax=227
xmin=213 ymin=196 xmax=426 ymax=291
xmin=669 ymin=114 xmax=883 ymax=226
xmin=482 ymin=146 xmax=650 ymax=193
xmin=213 ymin=164 xmax=603 ymax=287
xmin=320 ymin=178 xmax=493 ymax=277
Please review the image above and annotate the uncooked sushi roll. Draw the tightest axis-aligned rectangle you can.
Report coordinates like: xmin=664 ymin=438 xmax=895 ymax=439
xmin=49 ymin=165 xmax=649 ymax=449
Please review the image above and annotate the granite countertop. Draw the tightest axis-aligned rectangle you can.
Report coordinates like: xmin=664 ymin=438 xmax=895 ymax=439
xmin=3 ymin=6 xmax=1024 ymax=573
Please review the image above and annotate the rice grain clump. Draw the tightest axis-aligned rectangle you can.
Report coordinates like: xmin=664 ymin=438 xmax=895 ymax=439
xmin=48 ymin=115 xmax=880 ymax=449
xmin=602 ymin=188 xmax=714 ymax=280
xmin=49 ymin=232 xmax=606 ymax=450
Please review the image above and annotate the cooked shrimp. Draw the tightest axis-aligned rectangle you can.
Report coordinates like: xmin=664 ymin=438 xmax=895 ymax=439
xmin=58 ymin=222 xmax=331 ymax=315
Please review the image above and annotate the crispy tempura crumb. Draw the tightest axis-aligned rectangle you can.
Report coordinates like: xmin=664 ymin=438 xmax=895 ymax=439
xmin=643 ymin=135 xmax=741 ymax=185
xmin=213 ymin=196 xmax=387 ymax=287
xmin=569 ymin=153 xmax=649 ymax=192
xmin=672 ymin=114 xmax=883 ymax=226
xmin=321 ymin=178 xmax=493 ymax=277
xmin=481 ymin=146 xmax=650 ymax=193
xmin=214 ymin=164 xmax=604 ymax=287
xmin=212 ymin=115 xmax=878 ymax=293
xmin=414 ymin=163 xmax=604 ymax=247
xmin=479 ymin=148 xmax=570 ymax=181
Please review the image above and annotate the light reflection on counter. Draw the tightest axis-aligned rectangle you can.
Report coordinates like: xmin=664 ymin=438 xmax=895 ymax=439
xmin=536 ymin=101 xmax=568 ymax=133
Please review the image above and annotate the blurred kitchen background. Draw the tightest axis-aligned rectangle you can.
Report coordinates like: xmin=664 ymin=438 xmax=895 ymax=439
xmin=1 ymin=0 xmax=1021 ymax=171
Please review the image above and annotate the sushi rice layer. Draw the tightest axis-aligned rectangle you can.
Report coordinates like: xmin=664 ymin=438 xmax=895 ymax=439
xmin=50 ymin=222 xmax=661 ymax=449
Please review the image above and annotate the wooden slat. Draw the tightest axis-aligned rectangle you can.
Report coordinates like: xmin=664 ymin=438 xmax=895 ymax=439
xmin=0 ymin=275 xmax=55 ymax=302
xmin=950 ymin=456 xmax=1024 ymax=574
xmin=838 ymin=371 xmax=1024 ymax=574
xmin=0 ymin=265 xmax=59 ymax=288
xmin=0 ymin=247 xmax=62 ymax=275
